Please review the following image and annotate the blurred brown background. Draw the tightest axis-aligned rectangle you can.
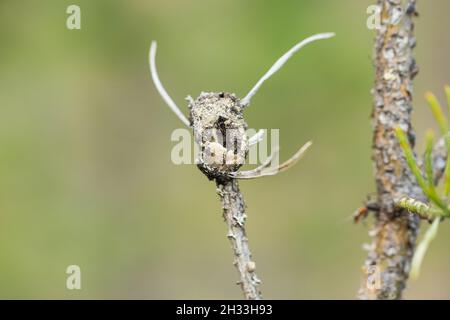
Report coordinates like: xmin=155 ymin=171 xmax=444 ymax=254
xmin=0 ymin=0 xmax=449 ymax=299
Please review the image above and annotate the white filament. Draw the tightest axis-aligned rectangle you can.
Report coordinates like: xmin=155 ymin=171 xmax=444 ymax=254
xmin=240 ymin=33 xmax=335 ymax=107
xmin=149 ymin=41 xmax=190 ymax=127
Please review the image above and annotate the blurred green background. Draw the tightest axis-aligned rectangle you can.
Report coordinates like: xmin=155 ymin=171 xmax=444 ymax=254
xmin=0 ymin=0 xmax=449 ymax=299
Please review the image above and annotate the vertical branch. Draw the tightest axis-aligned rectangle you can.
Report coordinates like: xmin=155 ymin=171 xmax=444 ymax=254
xmin=358 ymin=0 xmax=424 ymax=299
xmin=216 ymin=178 xmax=262 ymax=300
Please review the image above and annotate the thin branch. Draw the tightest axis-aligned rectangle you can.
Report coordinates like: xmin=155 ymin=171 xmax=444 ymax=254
xmin=149 ymin=41 xmax=190 ymax=127
xmin=216 ymin=178 xmax=262 ymax=300
xmin=396 ymin=196 xmax=442 ymax=220
xmin=240 ymin=33 xmax=335 ymax=107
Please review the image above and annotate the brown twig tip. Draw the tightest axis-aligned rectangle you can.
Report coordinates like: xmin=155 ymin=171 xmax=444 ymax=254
xmin=232 ymin=141 xmax=312 ymax=179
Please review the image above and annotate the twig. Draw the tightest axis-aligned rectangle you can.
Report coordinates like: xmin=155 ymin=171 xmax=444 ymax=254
xmin=396 ymin=196 xmax=442 ymax=220
xmin=188 ymin=92 xmax=265 ymax=299
xmin=216 ymin=178 xmax=261 ymax=299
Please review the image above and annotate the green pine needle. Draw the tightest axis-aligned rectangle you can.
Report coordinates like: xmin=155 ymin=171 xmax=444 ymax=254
xmin=426 ymin=91 xmax=448 ymax=135
xmin=397 ymin=197 xmax=443 ymax=218
xmin=410 ymin=218 xmax=441 ymax=280
xmin=395 ymin=127 xmax=449 ymax=214
xmin=395 ymin=127 xmax=428 ymax=192
xmin=397 ymin=88 xmax=450 ymax=281
xmin=445 ymin=85 xmax=450 ymax=116
xmin=425 ymin=130 xmax=435 ymax=190
xmin=444 ymin=133 xmax=450 ymax=196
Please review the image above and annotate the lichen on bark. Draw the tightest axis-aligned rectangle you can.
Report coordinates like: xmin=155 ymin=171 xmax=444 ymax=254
xmin=216 ymin=177 xmax=262 ymax=300
xmin=359 ymin=0 xmax=425 ymax=300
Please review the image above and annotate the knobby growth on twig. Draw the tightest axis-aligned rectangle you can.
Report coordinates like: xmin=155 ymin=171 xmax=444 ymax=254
xmin=149 ymin=33 xmax=334 ymax=299
xmin=358 ymin=0 xmax=421 ymax=300
xmin=395 ymin=87 xmax=450 ymax=280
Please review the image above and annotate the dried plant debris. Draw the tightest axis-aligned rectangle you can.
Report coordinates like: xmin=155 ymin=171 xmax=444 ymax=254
xmin=149 ymin=33 xmax=335 ymax=299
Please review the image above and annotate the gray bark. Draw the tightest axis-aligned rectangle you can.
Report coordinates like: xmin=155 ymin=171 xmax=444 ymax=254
xmin=216 ymin=178 xmax=262 ymax=300
xmin=358 ymin=0 xmax=425 ymax=300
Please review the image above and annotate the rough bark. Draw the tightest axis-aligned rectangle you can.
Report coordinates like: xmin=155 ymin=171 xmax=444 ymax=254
xmin=358 ymin=0 xmax=425 ymax=300
xmin=216 ymin=177 xmax=262 ymax=300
